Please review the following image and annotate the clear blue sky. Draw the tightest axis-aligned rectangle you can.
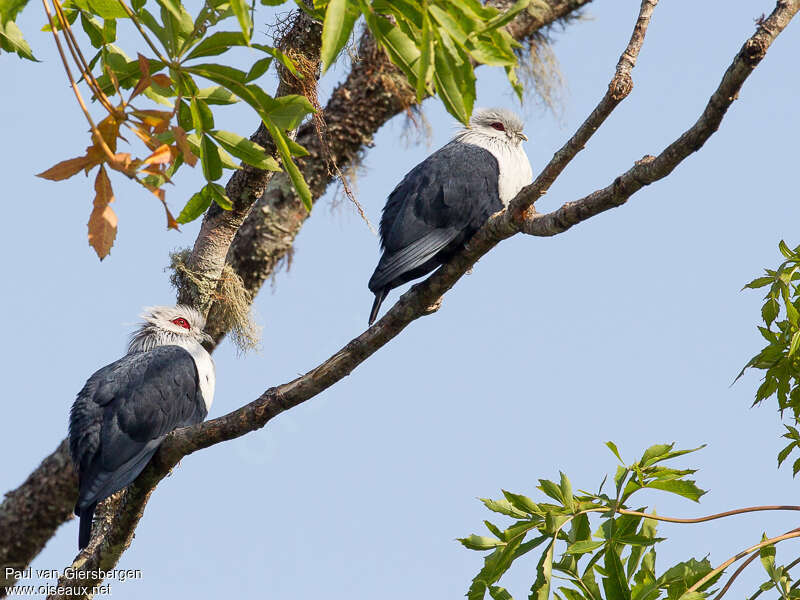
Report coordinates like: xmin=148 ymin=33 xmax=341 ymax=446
xmin=3 ymin=1 xmax=800 ymax=597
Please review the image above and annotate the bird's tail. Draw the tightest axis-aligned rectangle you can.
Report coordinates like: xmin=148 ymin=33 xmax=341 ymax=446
xmin=369 ymin=288 xmax=388 ymax=325
xmin=78 ymin=502 xmax=97 ymax=550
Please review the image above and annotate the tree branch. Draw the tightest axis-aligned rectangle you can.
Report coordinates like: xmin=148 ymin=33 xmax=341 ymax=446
xmin=175 ymin=5 xmax=322 ymax=314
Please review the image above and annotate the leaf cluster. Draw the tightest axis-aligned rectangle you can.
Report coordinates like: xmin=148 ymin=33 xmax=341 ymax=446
xmin=459 ymin=443 xmax=715 ymax=600
xmin=30 ymin=0 xmax=315 ymax=257
xmin=741 ymin=241 xmax=800 ymax=473
xmin=316 ymin=0 xmax=530 ymax=123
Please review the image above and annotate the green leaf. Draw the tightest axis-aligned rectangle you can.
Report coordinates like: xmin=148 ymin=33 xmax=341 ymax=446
xmin=176 ymin=190 xmax=212 ymax=223
xmin=320 ymin=0 xmax=359 ymax=72
xmin=565 ymin=540 xmax=604 ymax=555
xmin=603 ymin=547 xmax=631 ymax=600
xmin=246 ymin=56 xmax=273 ymax=82
xmin=228 ymin=0 xmax=252 ymax=44
xmin=285 ymin=136 xmax=310 ymax=157
xmin=155 ymin=0 xmax=183 ymax=24
xmin=780 ymin=240 xmax=793 ymax=259
xmin=538 ymin=479 xmax=564 ymax=505
xmin=200 ymin=135 xmax=222 ymax=181
xmin=0 ymin=0 xmax=30 ymax=24
xmin=205 ymin=181 xmax=233 ymax=209
xmin=744 ymin=276 xmax=775 ymax=290
xmin=266 ymin=121 xmax=312 ymax=210
xmin=777 ymin=440 xmax=796 ymax=467
xmin=263 ymin=94 xmax=315 ymax=129
xmin=645 ymin=479 xmax=706 ymax=502
xmin=481 ymin=497 xmax=529 ymax=520
xmin=415 ymin=7 xmax=434 ymax=101
xmin=478 ymin=0 xmax=529 ymax=32
xmin=502 ymin=491 xmax=541 ymax=516
xmin=80 ymin=13 xmax=104 ymax=48
xmin=208 ymin=129 xmax=282 ymax=171
xmin=137 ymin=8 xmax=170 ymax=50
xmin=760 ymin=535 xmax=776 ymax=574
xmin=87 ymin=0 xmax=128 ymax=18
xmin=789 ymin=331 xmax=800 ymax=357
xmin=190 ymin=96 xmax=214 ymax=132
xmin=0 ymin=19 xmax=36 ymax=59
xmin=432 ymin=30 xmax=474 ymax=124
xmin=559 ymin=472 xmax=574 ymax=512
xmin=185 ymin=31 xmax=249 ymax=59
xmin=459 ymin=534 xmax=506 ymax=550
xmin=359 ymin=1 xmax=420 ymax=81
xmin=529 ymin=540 xmax=554 ymax=600
xmin=606 ymin=441 xmax=624 ymax=463
xmin=195 ymin=85 xmax=238 ymax=105
xmin=489 ymin=586 xmax=514 ymax=600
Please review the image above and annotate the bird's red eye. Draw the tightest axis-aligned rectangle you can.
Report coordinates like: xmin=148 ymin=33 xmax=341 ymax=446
xmin=490 ymin=122 xmax=505 ymax=132
xmin=171 ymin=317 xmax=190 ymax=330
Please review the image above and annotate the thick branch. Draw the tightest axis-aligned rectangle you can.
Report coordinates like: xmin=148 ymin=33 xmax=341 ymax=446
xmin=0 ymin=440 xmax=75 ymax=588
xmin=175 ymin=6 xmax=322 ymax=313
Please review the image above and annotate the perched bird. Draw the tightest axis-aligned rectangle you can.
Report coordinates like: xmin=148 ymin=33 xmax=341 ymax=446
xmin=367 ymin=107 xmax=533 ymax=324
xmin=69 ymin=305 xmax=215 ymax=549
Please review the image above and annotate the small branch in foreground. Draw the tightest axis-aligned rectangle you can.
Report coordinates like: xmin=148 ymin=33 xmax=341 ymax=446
xmin=688 ymin=527 xmax=800 ymax=597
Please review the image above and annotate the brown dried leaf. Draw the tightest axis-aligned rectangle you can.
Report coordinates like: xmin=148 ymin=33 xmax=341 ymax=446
xmin=172 ymin=126 xmax=198 ymax=166
xmin=137 ymin=53 xmax=150 ymax=78
xmin=143 ymin=144 xmax=172 ymax=165
xmin=36 ymin=155 xmax=94 ymax=181
xmin=88 ymin=166 xmax=117 ymax=260
xmin=131 ymin=124 xmax=160 ymax=151
xmin=130 ymin=74 xmax=152 ymax=102
xmin=94 ymin=116 xmax=120 ymax=154
xmin=151 ymin=74 xmax=173 ymax=88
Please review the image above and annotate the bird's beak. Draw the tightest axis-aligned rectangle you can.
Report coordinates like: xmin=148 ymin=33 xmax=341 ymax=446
xmin=519 ymin=132 xmax=528 ymax=142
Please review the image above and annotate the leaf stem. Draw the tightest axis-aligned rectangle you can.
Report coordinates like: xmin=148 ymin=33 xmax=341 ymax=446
xmin=52 ymin=0 xmax=115 ymax=115
xmin=42 ymin=0 xmax=117 ymax=163
xmin=687 ymin=528 xmax=800 ymax=596
xmin=115 ymin=0 xmax=170 ymax=64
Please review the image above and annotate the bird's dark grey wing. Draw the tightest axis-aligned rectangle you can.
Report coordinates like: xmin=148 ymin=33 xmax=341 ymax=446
xmin=69 ymin=345 xmax=207 ymax=508
xmin=369 ymin=142 xmax=501 ymax=293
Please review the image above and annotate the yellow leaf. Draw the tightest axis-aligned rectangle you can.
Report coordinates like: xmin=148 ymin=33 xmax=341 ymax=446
xmin=88 ymin=166 xmax=117 ymax=260
xmin=36 ymin=155 xmax=93 ymax=180
xmin=143 ymin=143 xmax=172 ymax=165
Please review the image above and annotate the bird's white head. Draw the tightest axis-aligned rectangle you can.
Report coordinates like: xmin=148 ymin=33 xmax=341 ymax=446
xmin=465 ymin=107 xmax=527 ymax=146
xmin=128 ymin=305 xmax=212 ymax=353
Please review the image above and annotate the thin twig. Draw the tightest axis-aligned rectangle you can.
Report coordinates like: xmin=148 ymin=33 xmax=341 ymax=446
xmin=618 ymin=506 xmax=800 ymax=524
xmin=507 ymin=0 xmax=658 ymax=218
xmin=52 ymin=0 xmax=115 ymax=114
xmin=115 ymin=0 xmax=170 ymax=64
xmin=688 ymin=529 xmax=800 ymax=596
xmin=41 ymin=0 xmax=116 ymax=163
